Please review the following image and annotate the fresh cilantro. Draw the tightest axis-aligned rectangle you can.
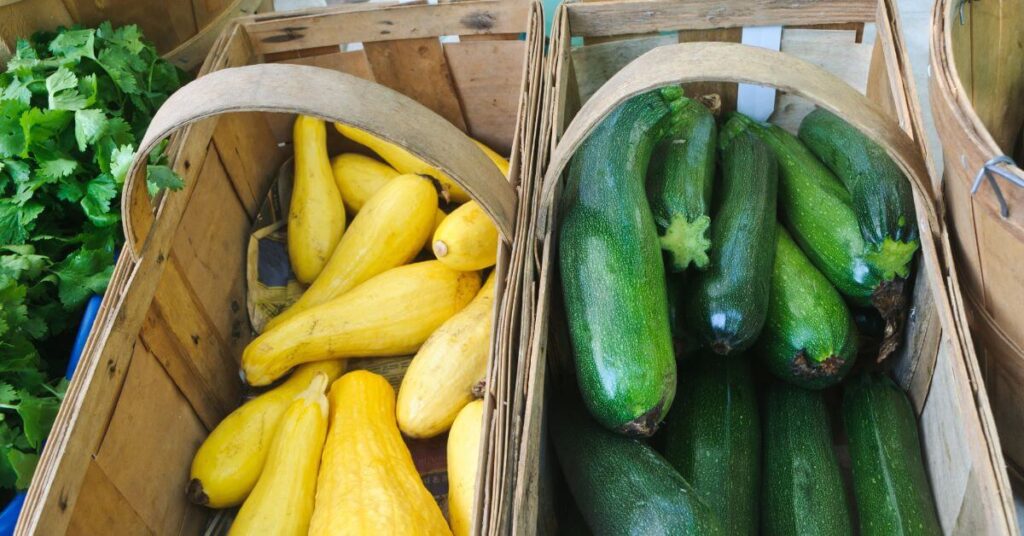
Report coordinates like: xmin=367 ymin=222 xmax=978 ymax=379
xmin=0 ymin=22 xmax=186 ymax=491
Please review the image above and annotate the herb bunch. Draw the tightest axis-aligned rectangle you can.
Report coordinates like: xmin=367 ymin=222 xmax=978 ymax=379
xmin=0 ymin=22 xmax=185 ymax=490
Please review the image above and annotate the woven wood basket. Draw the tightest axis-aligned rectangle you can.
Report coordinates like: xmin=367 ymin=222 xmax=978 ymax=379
xmin=15 ymin=1 xmax=543 ymax=534
xmin=930 ymin=0 xmax=1024 ymax=477
xmin=512 ymin=1 xmax=1019 ymax=534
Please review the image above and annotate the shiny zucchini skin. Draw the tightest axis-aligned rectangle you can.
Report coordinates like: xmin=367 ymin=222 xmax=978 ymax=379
xmin=843 ymin=373 xmax=941 ymax=536
xmin=552 ymin=399 xmax=723 ymax=536
xmin=559 ymin=88 xmax=685 ymax=436
xmin=721 ymin=113 xmax=878 ymax=305
xmin=799 ymin=108 xmax=919 ymax=277
xmin=646 ymin=97 xmax=717 ymax=272
xmin=663 ymin=357 xmax=760 ymax=536
xmin=762 ymin=382 xmax=853 ymax=536
xmin=684 ymin=130 xmax=777 ymax=355
xmin=759 ymin=225 xmax=857 ymax=389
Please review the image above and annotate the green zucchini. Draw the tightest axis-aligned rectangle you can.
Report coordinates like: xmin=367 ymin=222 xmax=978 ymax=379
xmin=559 ymin=88 xmax=685 ymax=436
xmin=721 ymin=113 xmax=877 ymax=304
xmin=843 ymin=373 xmax=941 ymax=536
xmin=684 ymin=130 xmax=777 ymax=355
xmin=762 ymin=382 xmax=853 ymax=536
xmin=552 ymin=398 xmax=723 ymax=536
xmin=799 ymin=108 xmax=919 ymax=268
xmin=663 ymin=357 xmax=760 ymax=536
xmin=646 ymin=97 xmax=717 ymax=271
xmin=760 ymin=225 xmax=856 ymax=389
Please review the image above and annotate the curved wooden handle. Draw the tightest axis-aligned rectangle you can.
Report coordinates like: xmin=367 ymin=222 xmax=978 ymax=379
xmin=122 ymin=63 xmax=517 ymax=253
xmin=538 ymin=41 xmax=936 ymax=234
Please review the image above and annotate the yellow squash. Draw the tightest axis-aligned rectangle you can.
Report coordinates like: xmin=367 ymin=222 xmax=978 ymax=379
xmin=187 ymin=360 xmax=344 ymax=508
xmin=433 ymin=201 xmax=499 ymax=271
xmin=309 ymin=371 xmax=452 ymax=536
xmin=331 ymin=153 xmax=401 ymax=213
xmin=290 ymin=115 xmax=346 ymax=284
xmin=473 ymin=140 xmax=510 ymax=177
xmin=335 ymin=123 xmax=470 ymax=203
xmin=265 ymin=174 xmax=438 ymax=331
xmin=397 ymin=273 xmax=496 ymax=438
xmin=425 ymin=208 xmax=446 ymax=255
xmin=243 ymin=261 xmax=481 ymax=386
xmin=447 ymin=400 xmax=485 ymax=536
xmin=228 ymin=374 xmax=329 ymax=536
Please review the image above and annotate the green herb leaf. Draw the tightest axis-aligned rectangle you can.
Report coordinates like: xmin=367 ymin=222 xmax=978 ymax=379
xmin=73 ymin=108 xmax=107 ymax=151
xmin=53 ymin=247 xmax=113 ymax=309
xmin=47 ymin=29 xmax=96 ymax=61
xmin=146 ymin=164 xmax=183 ymax=196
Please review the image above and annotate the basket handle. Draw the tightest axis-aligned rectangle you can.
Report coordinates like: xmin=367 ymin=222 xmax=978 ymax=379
xmin=122 ymin=63 xmax=516 ymax=255
xmin=538 ymin=41 xmax=937 ymax=235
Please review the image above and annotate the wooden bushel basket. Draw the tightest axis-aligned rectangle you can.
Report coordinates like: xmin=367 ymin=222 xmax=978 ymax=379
xmin=0 ymin=0 xmax=265 ymax=70
xmin=930 ymin=0 xmax=1024 ymax=476
xmin=16 ymin=1 xmax=542 ymax=534
xmin=513 ymin=1 xmax=1019 ymax=535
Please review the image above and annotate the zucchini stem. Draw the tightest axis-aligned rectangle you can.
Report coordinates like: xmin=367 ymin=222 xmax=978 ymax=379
xmin=659 ymin=215 xmax=712 ymax=272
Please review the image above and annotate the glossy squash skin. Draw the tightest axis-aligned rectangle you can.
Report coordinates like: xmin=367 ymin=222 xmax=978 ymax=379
xmin=331 ymin=153 xmax=401 ymax=213
xmin=265 ymin=173 xmax=438 ymax=330
xmin=228 ymin=374 xmax=329 ymax=536
xmin=559 ymin=88 xmax=686 ymax=437
xmin=432 ymin=201 xmax=499 ymax=271
xmin=335 ymin=122 xmax=470 ymax=203
xmin=447 ymin=400 xmax=485 ymax=536
xmin=187 ymin=360 xmax=344 ymax=508
xmin=309 ymin=371 xmax=452 ymax=536
xmin=289 ymin=115 xmax=346 ymax=284
xmin=243 ymin=261 xmax=481 ymax=386
xmin=397 ymin=273 xmax=496 ymax=438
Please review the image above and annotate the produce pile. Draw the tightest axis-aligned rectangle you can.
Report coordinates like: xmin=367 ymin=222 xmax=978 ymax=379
xmin=189 ymin=115 xmax=505 ymax=536
xmin=0 ymin=24 xmax=183 ymax=492
xmin=554 ymin=89 xmax=940 ymax=535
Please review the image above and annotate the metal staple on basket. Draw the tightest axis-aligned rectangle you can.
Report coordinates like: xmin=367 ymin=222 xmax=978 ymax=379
xmin=970 ymin=154 xmax=1023 ymax=218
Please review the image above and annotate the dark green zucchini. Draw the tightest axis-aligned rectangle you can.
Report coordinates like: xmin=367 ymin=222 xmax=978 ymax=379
xmin=552 ymin=398 xmax=723 ymax=536
xmin=663 ymin=357 xmax=760 ymax=536
xmin=843 ymin=373 xmax=941 ymax=536
xmin=684 ymin=130 xmax=777 ymax=355
xmin=760 ymin=225 xmax=857 ymax=389
xmin=646 ymin=97 xmax=717 ymax=271
xmin=721 ymin=113 xmax=877 ymax=300
xmin=762 ymin=382 xmax=853 ymax=536
xmin=559 ymin=88 xmax=685 ymax=436
xmin=799 ymin=108 xmax=919 ymax=267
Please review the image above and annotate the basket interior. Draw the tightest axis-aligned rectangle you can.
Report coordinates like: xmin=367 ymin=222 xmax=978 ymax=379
xmin=41 ymin=2 xmax=536 ymax=535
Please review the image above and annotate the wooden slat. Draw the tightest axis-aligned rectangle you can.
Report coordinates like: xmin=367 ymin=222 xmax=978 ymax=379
xmin=67 ymin=461 xmax=152 ymax=536
xmin=564 ymin=0 xmax=877 ymax=37
xmin=445 ymin=39 xmax=527 ymax=154
xmin=245 ymin=0 xmax=529 ymax=55
xmin=569 ymin=34 xmax=677 ymax=107
xmin=170 ymin=148 xmax=253 ymax=358
xmin=278 ymin=48 xmax=376 ymax=80
xmin=967 ymin=0 xmax=1024 ymax=153
xmin=677 ymin=28 xmax=742 ymax=112
xmin=144 ymin=256 xmax=244 ymax=428
xmin=364 ymin=37 xmax=469 ymax=132
xmin=192 ymin=0 xmax=235 ymax=29
xmin=94 ymin=344 xmax=209 ymax=536
xmin=212 ymin=112 xmax=289 ymax=218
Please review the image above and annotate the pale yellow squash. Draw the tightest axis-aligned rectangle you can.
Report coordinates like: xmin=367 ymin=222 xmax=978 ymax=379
xmin=472 ymin=140 xmax=510 ymax=177
xmin=397 ymin=273 xmax=496 ymax=438
xmin=331 ymin=153 xmax=401 ymax=213
xmin=188 ymin=360 xmax=344 ymax=508
xmin=424 ymin=208 xmax=447 ymax=255
xmin=433 ymin=201 xmax=499 ymax=271
xmin=228 ymin=374 xmax=329 ymax=536
xmin=309 ymin=371 xmax=451 ymax=536
xmin=335 ymin=123 xmax=471 ymax=203
xmin=289 ymin=115 xmax=346 ymax=284
xmin=243 ymin=261 xmax=480 ymax=386
xmin=447 ymin=400 xmax=485 ymax=536
xmin=265 ymin=174 xmax=438 ymax=331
